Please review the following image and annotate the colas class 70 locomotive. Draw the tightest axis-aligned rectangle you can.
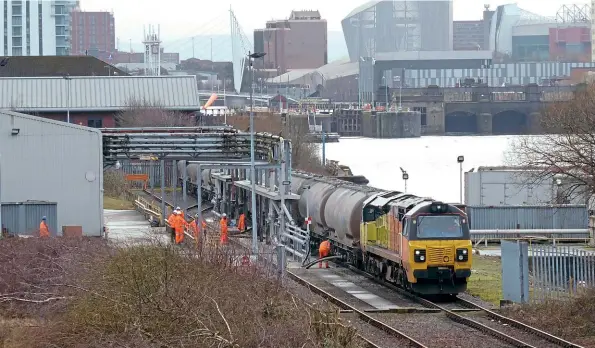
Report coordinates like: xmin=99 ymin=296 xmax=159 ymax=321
xmin=177 ymin=162 xmax=472 ymax=296
xmin=291 ymin=171 xmax=472 ymax=295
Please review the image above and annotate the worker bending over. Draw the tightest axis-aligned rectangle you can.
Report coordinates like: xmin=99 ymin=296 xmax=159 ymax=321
xmin=237 ymin=212 xmax=246 ymax=232
xmin=39 ymin=216 xmax=50 ymax=238
xmin=173 ymin=211 xmax=188 ymax=245
xmin=319 ymin=239 xmax=331 ymax=268
xmin=220 ymin=214 xmax=229 ymax=245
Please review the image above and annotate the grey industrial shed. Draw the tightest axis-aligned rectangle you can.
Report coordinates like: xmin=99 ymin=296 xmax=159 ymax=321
xmin=0 ymin=110 xmax=103 ymax=236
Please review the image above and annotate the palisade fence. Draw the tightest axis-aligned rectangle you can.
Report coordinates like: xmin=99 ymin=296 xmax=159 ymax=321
xmin=119 ymin=161 xmax=177 ymax=188
xmin=530 ymin=243 xmax=595 ymax=303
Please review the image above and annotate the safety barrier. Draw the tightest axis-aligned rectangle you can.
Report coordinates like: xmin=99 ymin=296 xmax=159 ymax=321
xmin=530 ymin=244 xmax=595 ymax=303
xmin=471 ymin=229 xmax=590 ymax=247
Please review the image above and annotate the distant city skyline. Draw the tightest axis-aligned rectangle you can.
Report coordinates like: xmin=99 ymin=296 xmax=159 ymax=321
xmin=78 ymin=0 xmax=572 ymax=61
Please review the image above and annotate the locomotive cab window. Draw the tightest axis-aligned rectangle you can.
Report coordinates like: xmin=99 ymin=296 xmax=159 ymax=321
xmin=416 ymin=215 xmax=464 ymax=239
xmin=402 ymin=218 xmax=409 ymax=237
xmin=363 ymin=206 xmax=378 ymax=222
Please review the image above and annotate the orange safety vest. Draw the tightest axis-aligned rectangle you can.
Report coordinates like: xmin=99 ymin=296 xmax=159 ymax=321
xmin=319 ymin=240 xmax=330 ymax=253
xmin=238 ymin=214 xmax=246 ymax=231
xmin=173 ymin=215 xmax=187 ymax=244
xmin=220 ymin=218 xmax=228 ymax=244
xmin=39 ymin=221 xmax=50 ymax=238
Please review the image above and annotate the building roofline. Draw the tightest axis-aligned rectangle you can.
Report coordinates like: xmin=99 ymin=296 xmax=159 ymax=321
xmin=0 ymin=110 xmax=102 ymax=136
xmin=5 ymin=106 xmax=202 ymax=112
xmin=0 ymin=75 xmax=197 ymax=80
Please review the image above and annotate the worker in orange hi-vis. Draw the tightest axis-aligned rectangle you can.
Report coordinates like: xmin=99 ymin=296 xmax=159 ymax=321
xmin=191 ymin=213 xmax=207 ymax=239
xmin=219 ymin=213 xmax=229 ymax=245
xmin=318 ymin=239 xmax=331 ymax=268
xmin=167 ymin=210 xmax=178 ymax=243
xmin=173 ymin=213 xmax=188 ymax=245
xmin=237 ymin=212 xmax=246 ymax=232
xmin=39 ymin=216 xmax=50 ymax=238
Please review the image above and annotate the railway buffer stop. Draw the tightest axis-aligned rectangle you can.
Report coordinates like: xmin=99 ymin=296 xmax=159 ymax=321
xmin=102 ymin=126 xmax=308 ymax=263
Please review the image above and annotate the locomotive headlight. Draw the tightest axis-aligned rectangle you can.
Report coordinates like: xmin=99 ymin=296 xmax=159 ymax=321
xmin=414 ymin=249 xmax=426 ymax=263
xmin=456 ymin=248 xmax=469 ymax=262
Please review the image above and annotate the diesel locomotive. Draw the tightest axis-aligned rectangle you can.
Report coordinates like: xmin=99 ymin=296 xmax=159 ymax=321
xmin=177 ymin=165 xmax=472 ymax=295
xmin=291 ymin=172 xmax=472 ymax=295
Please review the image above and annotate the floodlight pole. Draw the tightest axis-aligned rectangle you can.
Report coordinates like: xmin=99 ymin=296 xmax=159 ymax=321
xmin=248 ymin=51 xmax=266 ymax=255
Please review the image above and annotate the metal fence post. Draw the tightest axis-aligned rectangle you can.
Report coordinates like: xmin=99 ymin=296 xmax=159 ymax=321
xmin=589 ymin=216 xmax=595 ymax=247
xmin=276 ymin=244 xmax=286 ymax=285
xmin=160 ymin=160 xmax=166 ymax=226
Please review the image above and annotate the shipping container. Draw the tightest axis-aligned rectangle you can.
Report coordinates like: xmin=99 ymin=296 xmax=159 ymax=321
xmin=1 ymin=202 xmax=58 ymax=236
xmin=467 ymin=205 xmax=588 ymax=230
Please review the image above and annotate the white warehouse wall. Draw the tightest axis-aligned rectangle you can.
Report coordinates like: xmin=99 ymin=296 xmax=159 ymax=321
xmin=0 ymin=111 xmax=103 ymax=236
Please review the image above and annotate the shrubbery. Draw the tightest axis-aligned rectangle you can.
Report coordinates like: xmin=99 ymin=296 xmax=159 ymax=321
xmin=0 ymin=238 xmax=358 ymax=347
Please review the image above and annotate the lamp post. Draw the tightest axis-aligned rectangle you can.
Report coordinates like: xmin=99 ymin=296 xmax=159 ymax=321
xmin=457 ymin=156 xmax=465 ymax=203
xmin=400 ymin=167 xmax=408 ymax=193
xmin=382 ymin=76 xmax=388 ymax=110
xmin=247 ymin=51 xmax=266 ymax=255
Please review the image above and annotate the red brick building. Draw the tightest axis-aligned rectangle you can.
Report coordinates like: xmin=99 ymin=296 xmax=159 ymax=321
xmin=71 ymin=10 xmax=116 ymax=57
xmin=549 ymin=27 xmax=591 ymax=62
xmin=254 ymin=10 xmax=327 ymax=74
xmin=0 ymin=75 xmax=201 ymax=128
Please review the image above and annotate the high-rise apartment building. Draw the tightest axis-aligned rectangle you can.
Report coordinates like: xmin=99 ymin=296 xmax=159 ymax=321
xmin=254 ymin=10 xmax=327 ymax=73
xmin=0 ymin=0 xmax=78 ymax=56
xmin=70 ymin=10 xmax=115 ymax=56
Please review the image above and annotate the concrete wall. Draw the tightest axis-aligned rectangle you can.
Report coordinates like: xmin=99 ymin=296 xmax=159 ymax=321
xmin=0 ymin=111 xmax=103 ymax=235
xmin=362 ymin=111 xmax=421 ymax=138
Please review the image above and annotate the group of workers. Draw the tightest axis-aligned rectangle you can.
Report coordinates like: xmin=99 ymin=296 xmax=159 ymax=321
xmin=167 ymin=207 xmax=246 ymax=246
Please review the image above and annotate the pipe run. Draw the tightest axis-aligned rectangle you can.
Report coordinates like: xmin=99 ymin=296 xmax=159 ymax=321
xmin=304 ymin=256 xmax=343 ymax=269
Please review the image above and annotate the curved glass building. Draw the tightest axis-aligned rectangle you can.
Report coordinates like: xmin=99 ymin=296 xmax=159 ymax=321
xmin=341 ymin=0 xmax=453 ymax=61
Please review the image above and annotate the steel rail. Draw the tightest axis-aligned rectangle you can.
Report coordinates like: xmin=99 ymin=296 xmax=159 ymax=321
xmin=286 ymin=270 xmax=428 ymax=348
xmin=342 ymin=264 xmax=581 ymax=348
xmin=455 ymin=298 xmax=584 ymax=348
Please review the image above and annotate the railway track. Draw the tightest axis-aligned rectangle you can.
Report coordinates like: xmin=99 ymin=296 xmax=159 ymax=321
xmin=341 ymin=263 xmax=583 ymax=348
xmin=286 ymin=270 xmax=427 ymax=348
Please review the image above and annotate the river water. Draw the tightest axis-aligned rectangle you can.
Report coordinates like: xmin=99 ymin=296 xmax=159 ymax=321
xmin=323 ymin=135 xmax=517 ymax=203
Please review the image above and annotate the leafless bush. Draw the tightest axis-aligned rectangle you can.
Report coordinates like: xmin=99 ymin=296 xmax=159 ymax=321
xmin=103 ymin=169 xmax=128 ymax=198
xmin=116 ymin=98 xmax=196 ymax=127
xmin=503 ymin=288 xmax=595 ymax=346
xmin=0 ymin=238 xmax=357 ymax=348
xmin=506 ymin=84 xmax=595 ymax=203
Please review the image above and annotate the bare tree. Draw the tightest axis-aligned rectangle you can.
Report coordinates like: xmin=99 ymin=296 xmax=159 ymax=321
xmin=507 ymin=84 xmax=595 ymax=203
xmin=115 ymin=98 xmax=196 ymax=127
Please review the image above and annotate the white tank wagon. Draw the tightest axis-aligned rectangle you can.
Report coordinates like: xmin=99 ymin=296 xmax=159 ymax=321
xmin=291 ymin=172 xmax=381 ymax=246
xmin=297 ymin=181 xmax=337 ymax=229
xmin=181 ymin=163 xmax=216 ymax=200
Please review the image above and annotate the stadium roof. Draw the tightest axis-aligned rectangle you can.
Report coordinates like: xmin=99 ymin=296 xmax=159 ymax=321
xmin=266 ymin=59 xmax=358 ymax=84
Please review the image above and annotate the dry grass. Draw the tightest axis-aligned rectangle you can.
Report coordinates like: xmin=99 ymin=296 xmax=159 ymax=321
xmin=503 ymin=289 xmax=595 ymax=347
xmin=103 ymin=195 xmax=135 ymax=210
xmin=466 ymin=256 xmax=502 ymax=305
xmin=0 ymin=238 xmax=358 ymax=348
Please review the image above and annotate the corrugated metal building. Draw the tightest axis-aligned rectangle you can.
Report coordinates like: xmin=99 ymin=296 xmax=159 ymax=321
xmin=0 ymin=75 xmax=201 ymax=127
xmin=0 ymin=110 xmax=103 ymax=236
xmin=467 ymin=205 xmax=588 ymax=230
xmin=465 ymin=167 xmax=587 ymax=206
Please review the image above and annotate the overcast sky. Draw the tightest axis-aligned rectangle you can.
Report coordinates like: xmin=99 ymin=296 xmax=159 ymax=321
xmin=82 ymin=0 xmax=577 ymax=39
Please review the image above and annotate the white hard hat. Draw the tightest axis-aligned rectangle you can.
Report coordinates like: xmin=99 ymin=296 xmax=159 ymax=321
xmin=222 ymin=213 xmax=227 ymax=217
xmin=176 ymin=207 xmax=181 ymax=211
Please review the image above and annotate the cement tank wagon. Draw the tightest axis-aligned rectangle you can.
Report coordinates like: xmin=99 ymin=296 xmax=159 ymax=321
xmin=324 ymin=187 xmax=374 ymax=245
xmin=186 ymin=164 xmax=212 ymax=186
xmin=297 ymin=181 xmax=336 ymax=229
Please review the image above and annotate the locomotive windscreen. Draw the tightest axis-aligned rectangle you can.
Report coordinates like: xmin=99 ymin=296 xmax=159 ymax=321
xmin=416 ymin=215 xmax=463 ymax=239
